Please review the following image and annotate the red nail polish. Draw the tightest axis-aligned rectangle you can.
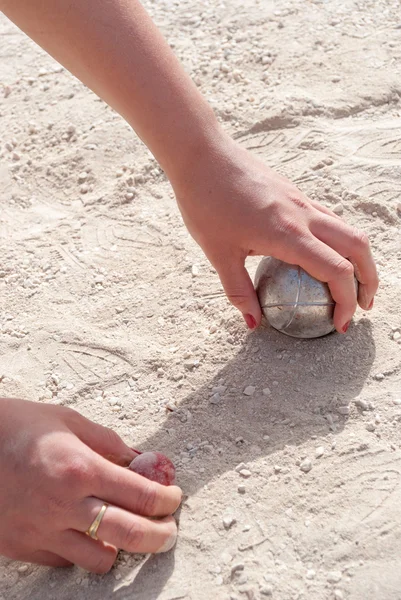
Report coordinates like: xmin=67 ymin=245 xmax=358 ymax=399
xmin=244 ymin=314 xmax=257 ymax=330
xmin=342 ymin=321 xmax=351 ymax=333
xmin=368 ymin=298 xmax=374 ymax=310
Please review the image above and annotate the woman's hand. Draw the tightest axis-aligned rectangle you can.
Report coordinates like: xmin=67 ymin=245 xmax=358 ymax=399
xmin=172 ymin=134 xmax=379 ymax=334
xmin=0 ymin=399 xmax=181 ymax=572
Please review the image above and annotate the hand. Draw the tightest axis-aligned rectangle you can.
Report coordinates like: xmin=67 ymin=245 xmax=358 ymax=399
xmin=173 ymin=134 xmax=378 ymax=334
xmin=0 ymin=399 xmax=182 ymax=572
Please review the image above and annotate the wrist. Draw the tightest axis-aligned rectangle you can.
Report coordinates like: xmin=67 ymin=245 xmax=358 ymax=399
xmin=164 ymin=118 xmax=232 ymax=189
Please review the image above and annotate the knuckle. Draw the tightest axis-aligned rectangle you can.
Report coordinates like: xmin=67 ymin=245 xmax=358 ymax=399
xmin=333 ymin=258 xmax=354 ymax=280
xmin=59 ymin=455 xmax=93 ymax=490
xmin=351 ymin=228 xmax=370 ymax=250
xmin=226 ymin=292 xmax=249 ymax=311
xmin=120 ymin=520 xmax=145 ymax=551
xmin=136 ymin=481 xmax=158 ymax=516
xmin=278 ymin=217 xmax=304 ymax=239
xmin=101 ymin=425 xmax=123 ymax=449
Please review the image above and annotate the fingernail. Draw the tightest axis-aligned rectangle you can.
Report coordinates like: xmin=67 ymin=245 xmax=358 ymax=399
xmin=244 ymin=314 xmax=257 ymax=330
xmin=368 ymin=298 xmax=374 ymax=310
xmin=342 ymin=321 xmax=351 ymax=333
xmin=156 ymin=531 xmax=177 ymax=553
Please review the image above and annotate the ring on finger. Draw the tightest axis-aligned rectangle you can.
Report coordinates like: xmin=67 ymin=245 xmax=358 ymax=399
xmin=85 ymin=502 xmax=109 ymax=540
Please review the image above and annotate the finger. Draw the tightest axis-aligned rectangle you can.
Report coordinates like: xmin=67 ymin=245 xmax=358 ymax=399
xmin=283 ymin=237 xmax=357 ymax=333
xmin=91 ymin=457 xmax=182 ymax=518
xmin=73 ymin=498 xmax=177 ymax=554
xmin=22 ymin=550 xmax=73 ymax=568
xmin=52 ymin=530 xmax=118 ymax=574
xmin=310 ymin=216 xmax=378 ymax=309
xmin=65 ymin=410 xmax=135 ymax=466
xmin=309 ymin=200 xmax=343 ymax=220
xmin=213 ymin=254 xmax=262 ymax=329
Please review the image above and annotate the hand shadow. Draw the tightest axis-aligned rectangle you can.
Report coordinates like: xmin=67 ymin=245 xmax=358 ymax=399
xmin=6 ymin=318 xmax=375 ymax=600
xmin=116 ymin=317 xmax=376 ymax=600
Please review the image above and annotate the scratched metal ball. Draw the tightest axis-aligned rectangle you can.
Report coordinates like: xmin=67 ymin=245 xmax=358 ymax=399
xmin=255 ymin=257 xmax=336 ymax=339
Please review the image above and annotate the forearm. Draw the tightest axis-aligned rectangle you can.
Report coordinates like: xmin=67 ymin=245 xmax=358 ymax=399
xmin=0 ymin=0 xmax=223 ymax=180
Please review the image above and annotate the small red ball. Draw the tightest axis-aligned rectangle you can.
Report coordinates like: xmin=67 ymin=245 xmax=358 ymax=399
xmin=129 ymin=451 xmax=176 ymax=486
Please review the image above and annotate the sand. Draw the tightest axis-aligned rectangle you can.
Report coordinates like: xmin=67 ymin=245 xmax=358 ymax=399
xmin=1 ymin=0 xmax=401 ymax=598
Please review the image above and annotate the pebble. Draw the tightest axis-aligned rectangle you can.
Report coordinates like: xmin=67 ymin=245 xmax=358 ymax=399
xmin=393 ymin=331 xmax=401 ymax=341
xmin=366 ymin=422 xmax=376 ymax=432
xmin=337 ymin=406 xmax=350 ymax=415
xmin=263 ymin=435 xmax=270 ymax=442
xmin=332 ymin=203 xmax=344 ymax=215
xmin=392 ymin=398 xmax=401 ymax=406
xmin=239 ymin=469 xmax=252 ymax=478
xmin=327 ymin=571 xmax=342 ymax=584
xmin=260 ymin=585 xmax=273 ymax=596
xmin=210 ymin=393 xmax=221 ymax=405
xmin=243 ymin=386 xmax=256 ymax=396
xmin=191 ymin=264 xmax=199 ymax=277
xmin=334 ymin=591 xmax=344 ymax=600
xmin=355 ymin=398 xmax=369 ymax=410
xmin=274 ymin=465 xmax=282 ymax=473
xmin=374 ymin=373 xmax=384 ymax=381
xmin=78 ymin=171 xmax=88 ymax=183
xmin=263 ymin=388 xmax=271 ymax=395
xmin=300 ymin=459 xmax=312 ymax=473
xmin=17 ymin=565 xmax=28 ymax=574
xmin=223 ymin=516 xmax=236 ymax=530
xmin=315 ymin=446 xmax=325 ymax=458
xmin=209 ymin=325 xmax=217 ymax=334
xmin=238 ymin=484 xmax=246 ymax=494
xmin=305 ymin=569 xmax=315 ymax=580
xmin=231 ymin=563 xmax=245 ymax=577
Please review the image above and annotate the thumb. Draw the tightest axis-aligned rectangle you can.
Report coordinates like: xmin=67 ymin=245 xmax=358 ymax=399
xmin=66 ymin=409 xmax=136 ymax=466
xmin=215 ymin=257 xmax=262 ymax=329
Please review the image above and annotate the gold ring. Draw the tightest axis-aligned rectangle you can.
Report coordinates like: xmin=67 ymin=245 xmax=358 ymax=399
xmin=86 ymin=503 xmax=109 ymax=540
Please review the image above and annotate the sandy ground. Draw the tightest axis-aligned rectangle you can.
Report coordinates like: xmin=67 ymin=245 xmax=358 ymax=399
xmin=1 ymin=0 xmax=401 ymax=598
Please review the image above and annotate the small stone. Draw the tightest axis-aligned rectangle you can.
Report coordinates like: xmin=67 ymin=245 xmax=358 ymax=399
xmin=80 ymin=184 xmax=89 ymax=194
xmin=315 ymin=446 xmax=325 ymax=458
xmin=355 ymin=398 xmax=369 ymax=410
xmin=263 ymin=388 xmax=271 ymax=395
xmin=300 ymin=459 xmax=312 ymax=473
xmin=327 ymin=571 xmax=342 ymax=584
xmin=274 ymin=465 xmax=282 ymax=473
xmin=305 ymin=569 xmax=315 ymax=580
xmin=17 ymin=565 xmax=29 ymax=574
xmin=209 ymin=325 xmax=217 ymax=334
xmin=231 ymin=563 xmax=245 ymax=577
xmin=243 ymin=386 xmax=256 ymax=396
xmin=125 ymin=192 xmax=134 ymax=201
xmin=191 ymin=264 xmax=200 ymax=277
xmin=38 ymin=67 xmax=48 ymax=76
xmin=238 ymin=484 xmax=246 ymax=494
xmin=393 ymin=331 xmax=401 ymax=341
xmin=332 ymin=203 xmax=344 ymax=215
xmin=337 ymin=406 xmax=350 ymax=415
xmin=260 ymin=585 xmax=273 ymax=596
xmin=392 ymin=398 xmax=401 ymax=406
xmin=223 ymin=516 xmax=237 ymax=530
xmin=366 ymin=422 xmax=376 ymax=432
xmin=239 ymin=469 xmax=252 ymax=478
xmin=374 ymin=373 xmax=385 ymax=381
xmin=263 ymin=435 xmax=270 ymax=442
xmin=78 ymin=171 xmax=88 ymax=183
xmin=210 ymin=393 xmax=221 ymax=405
xmin=334 ymin=590 xmax=344 ymax=599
